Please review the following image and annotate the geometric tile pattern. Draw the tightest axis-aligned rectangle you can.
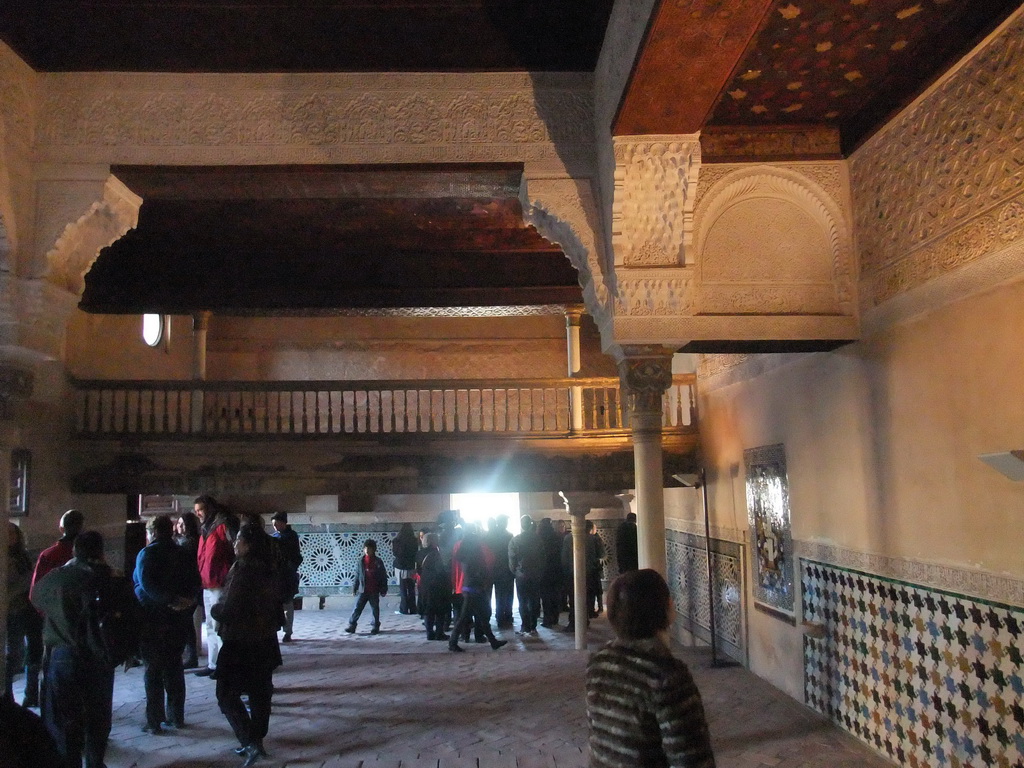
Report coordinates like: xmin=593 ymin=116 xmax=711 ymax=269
xmin=803 ymin=560 xmax=1024 ymax=768
xmin=295 ymin=524 xmax=427 ymax=594
xmin=667 ymin=529 xmax=744 ymax=661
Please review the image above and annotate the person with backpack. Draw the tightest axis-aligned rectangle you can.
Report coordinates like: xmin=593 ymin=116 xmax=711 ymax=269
xmin=133 ymin=515 xmax=201 ymax=734
xmin=30 ymin=530 xmax=120 ymax=768
xmin=448 ymin=524 xmax=508 ymax=653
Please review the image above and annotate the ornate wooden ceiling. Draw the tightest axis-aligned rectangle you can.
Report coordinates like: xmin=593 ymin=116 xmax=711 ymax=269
xmin=82 ymin=165 xmax=581 ymax=314
xmin=4 ymin=0 xmax=1021 ymax=314
xmin=615 ymin=0 xmax=1021 ymax=155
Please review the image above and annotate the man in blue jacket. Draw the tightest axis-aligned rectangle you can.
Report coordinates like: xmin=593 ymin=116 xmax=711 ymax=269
xmin=133 ymin=515 xmax=201 ymax=733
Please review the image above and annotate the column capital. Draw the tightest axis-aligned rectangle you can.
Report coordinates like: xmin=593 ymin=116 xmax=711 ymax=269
xmin=559 ymin=491 xmax=620 ymax=518
xmin=564 ymin=304 xmax=585 ymax=328
xmin=192 ymin=310 xmax=213 ymax=332
xmin=617 ymin=346 xmax=674 ymax=417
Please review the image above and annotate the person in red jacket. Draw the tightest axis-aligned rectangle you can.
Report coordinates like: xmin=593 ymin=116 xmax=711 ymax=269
xmin=193 ymin=496 xmax=238 ymax=677
xmin=30 ymin=510 xmax=85 ymax=594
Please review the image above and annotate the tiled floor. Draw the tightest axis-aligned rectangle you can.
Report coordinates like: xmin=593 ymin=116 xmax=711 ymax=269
xmin=91 ymin=598 xmax=895 ymax=767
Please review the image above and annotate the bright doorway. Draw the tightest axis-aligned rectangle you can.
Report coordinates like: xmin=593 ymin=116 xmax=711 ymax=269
xmin=449 ymin=492 xmax=521 ymax=535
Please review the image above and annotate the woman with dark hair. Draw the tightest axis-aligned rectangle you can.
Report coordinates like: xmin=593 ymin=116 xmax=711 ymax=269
xmin=586 ymin=569 xmax=715 ymax=768
xmin=211 ymin=523 xmax=282 ymax=767
xmin=391 ymin=523 xmax=419 ymax=615
xmin=175 ymin=512 xmax=203 ymax=668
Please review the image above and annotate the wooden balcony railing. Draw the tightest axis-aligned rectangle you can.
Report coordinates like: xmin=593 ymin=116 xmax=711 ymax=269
xmin=72 ymin=375 xmax=696 ymax=439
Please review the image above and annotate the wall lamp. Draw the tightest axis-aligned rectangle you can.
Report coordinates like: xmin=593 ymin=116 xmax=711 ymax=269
xmin=673 ymin=470 xmax=738 ymax=668
xmin=978 ymin=451 xmax=1024 ymax=481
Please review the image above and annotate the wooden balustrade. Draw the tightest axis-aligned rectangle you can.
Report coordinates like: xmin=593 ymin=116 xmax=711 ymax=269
xmin=72 ymin=376 xmax=696 ymax=439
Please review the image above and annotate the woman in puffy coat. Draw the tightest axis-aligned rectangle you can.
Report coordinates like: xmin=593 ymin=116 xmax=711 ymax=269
xmin=211 ymin=524 xmax=282 ymax=767
xmin=586 ymin=569 xmax=716 ymax=768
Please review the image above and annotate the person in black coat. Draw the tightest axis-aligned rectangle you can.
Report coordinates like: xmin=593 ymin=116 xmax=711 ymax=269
xmin=537 ymin=518 xmax=563 ymax=627
xmin=271 ymin=512 xmax=303 ymax=642
xmin=485 ymin=516 xmax=515 ymax=629
xmin=391 ymin=523 xmax=419 ymax=615
xmin=417 ymin=533 xmax=450 ymax=641
xmin=615 ymin=513 xmax=639 ymax=574
xmin=211 ymin=523 xmax=283 ymax=767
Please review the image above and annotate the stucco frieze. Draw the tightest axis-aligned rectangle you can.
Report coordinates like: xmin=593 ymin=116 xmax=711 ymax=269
xmin=36 ymin=72 xmax=594 ymax=172
xmin=863 ymin=191 xmax=1024 ymax=308
xmin=0 ymin=43 xmax=36 ymax=148
xmin=797 ymin=540 xmax=1024 ymax=608
xmin=851 ymin=10 xmax=1024 ymax=305
xmin=613 ymin=273 xmax=696 ymax=318
xmin=611 ymin=135 xmax=702 ymax=268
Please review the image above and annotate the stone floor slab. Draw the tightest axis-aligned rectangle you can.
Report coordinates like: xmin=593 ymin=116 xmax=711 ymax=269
xmin=83 ymin=601 xmax=897 ymax=768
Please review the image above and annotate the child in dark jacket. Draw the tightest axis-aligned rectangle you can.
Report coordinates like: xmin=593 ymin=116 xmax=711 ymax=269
xmin=345 ymin=540 xmax=388 ymax=635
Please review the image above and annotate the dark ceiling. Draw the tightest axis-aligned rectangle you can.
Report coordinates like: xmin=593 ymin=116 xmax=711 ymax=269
xmin=0 ymin=0 xmax=615 ymax=72
xmin=3 ymin=0 xmax=1021 ymax=316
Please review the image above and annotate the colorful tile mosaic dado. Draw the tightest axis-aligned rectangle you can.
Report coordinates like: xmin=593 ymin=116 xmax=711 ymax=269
xmin=666 ymin=529 xmax=744 ymax=661
xmin=802 ymin=560 xmax=1024 ymax=768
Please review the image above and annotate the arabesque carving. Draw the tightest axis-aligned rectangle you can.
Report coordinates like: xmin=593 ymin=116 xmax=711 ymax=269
xmin=612 ymin=135 xmax=702 ymax=267
xmin=613 ymin=274 xmax=696 ymax=318
xmin=851 ymin=11 xmax=1024 ymax=306
xmin=44 ymin=175 xmax=142 ymax=297
xmin=694 ymin=165 xmax=855 ymax=317
xmin=37 ymin=73 xmax=594 ymax=171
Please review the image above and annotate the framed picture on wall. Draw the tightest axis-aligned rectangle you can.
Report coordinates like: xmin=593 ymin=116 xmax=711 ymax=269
xmin=744 ymin=443 xmax=795 ymax=620
xmin=9 ymin=448 xmax=30 ymax=517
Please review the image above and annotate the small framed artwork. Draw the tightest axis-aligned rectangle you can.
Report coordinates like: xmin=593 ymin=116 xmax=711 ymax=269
xmin=9 ymin=448 xmax=30 ymax=517
xmin=744 ymin=443 xmax=795 ymax=621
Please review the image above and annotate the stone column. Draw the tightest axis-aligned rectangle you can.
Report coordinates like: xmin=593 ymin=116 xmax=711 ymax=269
xmin=190 ymin=311 xmax=211 ymax=430
xmin=618 ymin=347 xmax=674 ymax=576
xmin=560 ymin=492 xmax=592 ymax=650
xmin=565 ymin=305 xmax=584 ymax=432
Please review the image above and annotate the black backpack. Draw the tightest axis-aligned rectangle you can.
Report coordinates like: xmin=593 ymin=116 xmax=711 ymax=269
xmin=79 ymin=572 xmax=142 ymax=668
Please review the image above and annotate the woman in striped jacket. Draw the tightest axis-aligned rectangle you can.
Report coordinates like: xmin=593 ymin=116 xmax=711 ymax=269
xmin=586 ymin=569 xmax=716 ymax=768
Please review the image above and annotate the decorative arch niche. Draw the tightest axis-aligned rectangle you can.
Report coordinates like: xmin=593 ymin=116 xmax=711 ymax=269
xmin=693 ymin=166 xmax=854 ymax=317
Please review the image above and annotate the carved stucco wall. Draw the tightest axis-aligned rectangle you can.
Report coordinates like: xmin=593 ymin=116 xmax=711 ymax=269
xmin=36 ymin=72 xmax=595 ymax=175
xmin=851 ymin=8 xmax=1024 ymax=313
xmin=0 ymin=43 xmax=38 ymax=346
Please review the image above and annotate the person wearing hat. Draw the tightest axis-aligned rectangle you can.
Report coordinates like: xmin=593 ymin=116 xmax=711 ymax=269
xmin=270 ymin=513 xmax=303 ymax=643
